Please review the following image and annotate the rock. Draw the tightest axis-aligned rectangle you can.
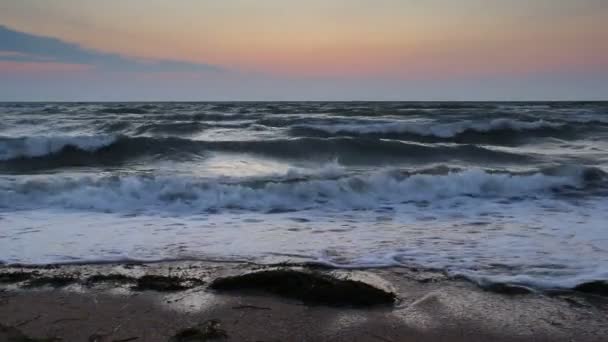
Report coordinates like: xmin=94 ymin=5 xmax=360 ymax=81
xmin=0 ymin=272 xmax=34 ymax=284
xmin=86 ymin=274 xmax=136 ymax=285
xmin=0 ymin=323 xmax=60 ymax=341
xmin=25 ymin=276 xmax=76 ymax=288
xmin=573 ymin=281 xmax=608 ymax=296
xmin=209 ymin=269 xmax=396 ymax=307
xmin=483 ymin=283 xmax=533 ymax=295
xmin=170 ymin=320 xmax=228 ymax=342
xmin=132 ymin=275 xmax=203 ymax=292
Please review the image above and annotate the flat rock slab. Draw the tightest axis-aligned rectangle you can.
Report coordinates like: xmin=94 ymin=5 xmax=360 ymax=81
xmin=209 ymin=269 xmax=396 ymax=307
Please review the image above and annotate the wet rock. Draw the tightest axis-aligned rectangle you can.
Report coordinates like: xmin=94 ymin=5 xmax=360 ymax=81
xmin=25 ymin=276 xmax=76 ymax=288
xmin=210 ymin=269 xmax=396 ymax=306
xmin=86 ymin=274 xmax=136 ymax=285
xmin=132 ymin=275 xmax=203 ymax=292
xmin=483 ymin=283 xmax=533 ymax=295
xmin=573 ymin=281 xmax=608 ymax=296
xmin=170 ymin=320 xmax=227 ymax=342
xmin=0 ymin=323 xmax=60 ymax=341
xmin=0 ymin=272 xmax=34 ymax=284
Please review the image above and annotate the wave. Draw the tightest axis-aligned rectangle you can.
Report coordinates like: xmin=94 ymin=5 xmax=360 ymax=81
xmin=132 ymin=121 xmax=209 ymax=135
xmin=99 ymin=120 xmax=133 ymax=133
xmin=0 ymin=135 xmax=533 ymax=168
xmin=0 ymin=135 xmax=116 ymax=161
xmin=290 ymin=118 xmax=567 ymax=141
xmin=97 ymin=106 xmax=151 ymax=114
xmin=0 ymin=167 xmax=596 ymax=213
xmin=96 ymin=119 xmax=253 ymax=135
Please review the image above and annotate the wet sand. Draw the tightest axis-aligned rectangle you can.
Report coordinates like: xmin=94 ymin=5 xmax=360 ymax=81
xmin=1 ymin=261 xmax=607 ymax=342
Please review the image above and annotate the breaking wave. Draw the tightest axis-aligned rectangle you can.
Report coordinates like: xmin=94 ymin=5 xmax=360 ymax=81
xmin=0 ymin=167 xmax=599 ymax=213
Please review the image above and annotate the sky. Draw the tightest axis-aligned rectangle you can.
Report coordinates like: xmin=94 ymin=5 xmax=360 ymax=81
xmin=0 ymin=0 xmax=607 ymax=101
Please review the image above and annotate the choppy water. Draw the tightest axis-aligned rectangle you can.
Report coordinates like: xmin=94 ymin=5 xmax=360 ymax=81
xmin=1 ymin=102 xmax=608 ymax=289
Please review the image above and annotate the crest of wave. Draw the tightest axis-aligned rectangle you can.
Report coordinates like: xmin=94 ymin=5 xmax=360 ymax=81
xmin=0 ymin=135 xmax=116 ymax=160
xmin=0 ymin=167 xmax=585 ymax=213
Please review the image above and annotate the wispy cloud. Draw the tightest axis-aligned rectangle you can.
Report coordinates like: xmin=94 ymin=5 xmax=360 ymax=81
xmin=0 ymin=25 xmax=223 ymax=72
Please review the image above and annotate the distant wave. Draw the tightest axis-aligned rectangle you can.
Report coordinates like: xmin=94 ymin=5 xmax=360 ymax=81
xmin=290 ymin=118 xmax=566 ymax=140
xmin=0 ymin=135 xmax=533 ymax=168
xmin=0 ymin=135 xmax=116 ymax=160
xmin=132 ymin=121 xmax=210 ymax=135
xmin=96 ymin=118 xmax=253 ymax=135
xmin=1 ymin=167 xmax=598 ymax=213
xmin=97 ymin=106 xmax=152 ymax=114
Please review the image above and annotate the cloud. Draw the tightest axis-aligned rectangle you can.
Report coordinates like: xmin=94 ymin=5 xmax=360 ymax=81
xmin=0 ymin=25 xmax=223 ymax=72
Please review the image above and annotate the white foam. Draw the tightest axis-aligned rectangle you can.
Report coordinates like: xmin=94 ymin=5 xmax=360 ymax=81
xmin=2 ymin=192 xmax=607 ymax=290
xmin=0 ymin=168 xmax=584 ymax=213
xmin=0 ymin=135 xmax=116 ymax=160
xmin=282 ymin=159 xmax=346 ymax=179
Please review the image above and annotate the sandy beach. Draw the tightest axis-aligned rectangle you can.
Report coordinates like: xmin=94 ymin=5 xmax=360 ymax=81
xmin=1 ymin=261 xmax=607 ymax=342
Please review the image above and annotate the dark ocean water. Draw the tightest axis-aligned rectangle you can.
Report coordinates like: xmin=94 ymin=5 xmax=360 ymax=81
xmin=1 ymin=102 xmax=608 ymax=289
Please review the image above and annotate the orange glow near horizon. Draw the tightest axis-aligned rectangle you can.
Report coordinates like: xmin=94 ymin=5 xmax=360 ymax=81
xmin=0 ymin=0 xmax=607 ymax=80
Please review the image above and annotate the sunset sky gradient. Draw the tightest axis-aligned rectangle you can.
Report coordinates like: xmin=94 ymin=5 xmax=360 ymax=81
xmin=0 ymin=0 xmax=606 ymax=100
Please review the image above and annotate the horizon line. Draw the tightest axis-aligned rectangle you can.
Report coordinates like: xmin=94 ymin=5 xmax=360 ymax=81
xmin=1 ymin=99 xmax=607 ymax=103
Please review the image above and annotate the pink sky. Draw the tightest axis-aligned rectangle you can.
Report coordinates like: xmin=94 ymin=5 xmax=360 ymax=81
xmin=0 ymin=0 xmax=606 ymax=100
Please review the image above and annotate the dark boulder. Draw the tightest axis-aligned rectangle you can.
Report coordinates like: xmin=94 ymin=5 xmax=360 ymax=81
xmin=573 ymin=281 xmax=608 ymax=296
xmin=209 ymin=269 xmax=396 ymax=307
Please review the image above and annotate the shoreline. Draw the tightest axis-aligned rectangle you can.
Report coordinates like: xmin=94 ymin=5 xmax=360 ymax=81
xmin=1 ymin=261 xmax=607 ymax=341
xmin=2 ymin=258 xmax=606 ymax=295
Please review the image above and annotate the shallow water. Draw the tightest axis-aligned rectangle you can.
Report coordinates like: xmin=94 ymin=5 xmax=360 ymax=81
xmin=1 ymin=101 xmax=607 ymax=289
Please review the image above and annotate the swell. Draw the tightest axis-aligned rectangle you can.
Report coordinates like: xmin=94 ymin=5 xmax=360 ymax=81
xmin=0 ymin=135 xmax=116 ymax=161
xmin=0 ymin=135 xmax=534 ymax=170
xmin=288 ymin=118 xmax=597 ymax=144
xmin=1 ymin=166 xmax=601 ymax=213
xmin=96 ymin=104 xmax=157 ymax=114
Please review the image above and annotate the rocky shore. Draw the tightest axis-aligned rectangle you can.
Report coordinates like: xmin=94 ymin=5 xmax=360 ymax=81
xmin=1 ymin=261 xmax=607 ymax=341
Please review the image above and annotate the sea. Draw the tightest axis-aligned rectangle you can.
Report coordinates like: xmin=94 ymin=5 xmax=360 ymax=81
xmin=1 ymin=101 xmax=607 ymax=290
